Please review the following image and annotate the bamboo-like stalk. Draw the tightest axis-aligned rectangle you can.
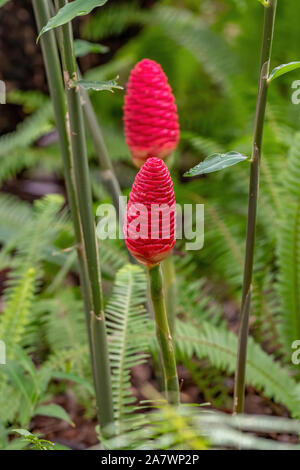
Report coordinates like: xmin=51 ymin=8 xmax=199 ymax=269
xmin=32 ymin=0 xmax=95 ymax=414
xmin=32 ymin=0 xmax=95 ymax=363
xmin=149 ymin=264 xmax=180 ymax=405
xmin=33 ymin=0 xmax=114 ymax=432
xmin=233 ymin=0 xmax=277 ymax=414
xmin=55 ymin=0 xmax=114 ymax=430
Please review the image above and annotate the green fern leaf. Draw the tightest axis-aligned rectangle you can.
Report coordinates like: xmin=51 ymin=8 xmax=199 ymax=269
xmin=81 ymin=2 xmax=140 ymax=41
xmin=0 ymin=194 xmax=32 ymax=244
xmin=150 ymin=6 xmax=238 ymax=92
xmin=13 ymin=194 xmax=65 ymax=277
xmin=0 ymin=268 xmax=36 ymax=356
xmin=106 ymin=264 xmax=149 ymax=433
xmin=176 ymin=320 xmax=300 ymax=417
xmin=43 ymin=289 xmax=87 ymax=352
xmin=6 ymin=90 xmax=48 ymax=113
xmin=277 ymin=133 xmax=300 ymax=351
xmin=0 ymin=102 xmax=53 ymax=158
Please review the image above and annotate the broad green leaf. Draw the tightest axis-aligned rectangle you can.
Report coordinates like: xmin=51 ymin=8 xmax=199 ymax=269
xmin=268 ymin=62 xmax=300 ymax=83
xmin=51 ymin=371 xmax=94 ymax=394
xmin=184 ymin=151 xmax=248 ymax=177
xmin=0 ymin=0 xmax=9 ymax=6
xmin=75 ymin=78 xmax=123 ymax=93
xmin=34 ymin=404 xmax=74 ymax=426
xmin=37 ymin=0 xmax=108 ymax=40
xmin=3 ymin=362 xmax=33 ymax=411
xmin=74 ymin=39 xmax=109 ymax=58
xmin=3 ymin=439 xmax=29 ymax=450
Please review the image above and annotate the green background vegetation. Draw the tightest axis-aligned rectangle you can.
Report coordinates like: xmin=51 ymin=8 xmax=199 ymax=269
xmin=1 ymin=0 xmax=300 ymax=449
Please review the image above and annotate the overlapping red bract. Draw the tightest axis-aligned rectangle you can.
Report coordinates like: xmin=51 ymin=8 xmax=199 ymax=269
xmin=124 ymin=157 xmax=176 ymax=267
xmin=123 ymin=59 xmax=180 ymax=168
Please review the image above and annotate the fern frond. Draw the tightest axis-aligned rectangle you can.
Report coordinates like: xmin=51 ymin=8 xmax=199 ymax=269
xmin=260 ymin=155 xmax=283 ymax=218
xmin=0 ymin=194 xmax=69 ymax=274
xmin=128 ymin=308 xmax=299 ymax=416
xmin=42 ymin=342 xmax=93 ymax=414
xmin=43 ymin=289 xmax=87 ymax=352
xmin=0 ymin=194 xmax=32 ymax=244
xmin=0 ymin=195 xmax=66 ymax=352
xmin=103 ymin=403 xmax=300 ymax=450
xmin=44 ymin=344 xmax=89 ymax=374
xmin=0 ymin=101 xmax=53 ymax=158
xmin=0 ymin=148 xmax=38 ymax=185
xmin=6 ymin=90 xmax=48 ymax=113
xmin=81 ymin=2 xmax=141 ymax=41
xmin=106 ymin=264 xmax=149 ymax=433
xmin=12 ymin=194 xmax=66 ymax=277
xmin=277 ymin=133 xmax=300 ymax=351
xmin=0 ymin=145 xmax=63 ymax=186
xmin=180 ymin=356 xmax=229 ymax=408
xmin=181 ymin=132 xmax=224 ymax=157
xmin=176 ymin=274 xmax=222 ymax=327
xmin=0 ymin=268 xmax=36 ymax=356
xmin=150 ymin=6 xmax=238 ymax=92
xmin=175 ymin=320 xmax=300 ymax=417
xmin=179 ymin=185 xmax=244 ymax=289
xmin=99 ymin=239 xmax=128 ymax=280
xmin=82 ymin=4 xmax=237 ymax=92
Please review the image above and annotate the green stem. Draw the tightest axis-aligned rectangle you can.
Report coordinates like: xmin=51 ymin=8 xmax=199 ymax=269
xmin=161 ymin=253 xmax=176 ymax=336
xmin=161 ymin=160 xmax=177 ymax=335
xmin=149 ymin=264 xmax=180 ymax=405
xmin=233 ymin=0 xmax=277 ymax=414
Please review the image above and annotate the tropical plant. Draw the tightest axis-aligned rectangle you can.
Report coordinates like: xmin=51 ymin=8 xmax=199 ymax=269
xmin=0 ymin=0 xmax=300 ymax=451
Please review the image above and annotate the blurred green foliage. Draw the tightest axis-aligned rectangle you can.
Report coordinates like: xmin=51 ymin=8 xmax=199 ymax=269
xmin=1 ymin=0 xmax=300 ymax=448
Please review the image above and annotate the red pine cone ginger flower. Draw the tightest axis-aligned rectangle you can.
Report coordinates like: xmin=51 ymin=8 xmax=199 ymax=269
xmin=124 ymin=157 xmax=176 ymax=267
xmin=123 ymin=58 xmax=180 ymax=168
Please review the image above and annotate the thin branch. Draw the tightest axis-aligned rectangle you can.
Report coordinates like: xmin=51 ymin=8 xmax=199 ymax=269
xmin=233 ymin=0 xmax=277 ymax=414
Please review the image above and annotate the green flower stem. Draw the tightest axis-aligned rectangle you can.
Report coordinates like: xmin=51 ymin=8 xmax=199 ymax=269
xmin=34 ymin=0 xmax=114 ymax=432
xmin=149 ymin=264 xmax=180 ymax=405
xmin=161 ymin=253 xmax=176 ymax=336
xmin=161 ymin=159 xmax=177 ymax=335
xmin=233 ymin=0 xmax=277 ymax=414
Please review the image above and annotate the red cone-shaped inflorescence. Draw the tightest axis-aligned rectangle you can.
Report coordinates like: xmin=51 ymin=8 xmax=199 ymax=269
xmin=124 ymin=157 xmax=176 ymax=267
xmin=123 ymin=59 xmax=180 ymax=168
